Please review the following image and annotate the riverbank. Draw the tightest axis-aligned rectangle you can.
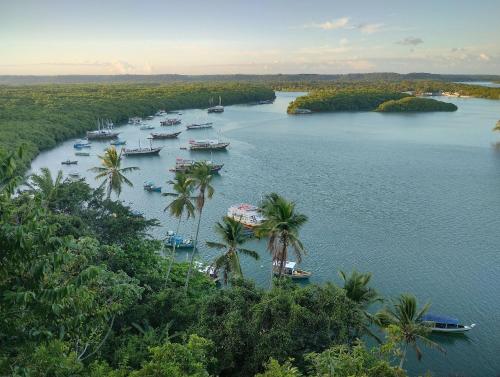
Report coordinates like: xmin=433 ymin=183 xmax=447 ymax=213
xmin=0 ymin=83 xmax=275 ymax=172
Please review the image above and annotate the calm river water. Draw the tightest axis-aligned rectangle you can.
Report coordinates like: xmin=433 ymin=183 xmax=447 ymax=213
xmin=29 ymin=92 xmax=500 ymax=377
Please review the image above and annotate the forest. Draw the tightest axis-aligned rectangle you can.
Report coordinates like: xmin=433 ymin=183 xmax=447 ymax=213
xmin=376 ymin=97 xmax=458 ymax=112
xmin=0 ymin=150 xmax=446 ymax=376
xmin=0 ymin=83 xmax=275 ymax=172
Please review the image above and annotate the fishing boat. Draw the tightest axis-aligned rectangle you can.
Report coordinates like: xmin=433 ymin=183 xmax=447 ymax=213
xmin=160 ymin=118 xmax=181 ymax=126
xmin=61 ymin=160 xmax=78 ymax=165
xmin=140 ymin=125 xmax=155 ymax=130
xmin=74 ymin=141 xmax=91 ymax=149
xmin=188 ymin=139 xmax=229 ymax=151
xmin=258 ymin=99 xmax=274 ymax=104
xmin=421 ymin=314 xmax=476 ymax=333
xmin=273 ymin=261 xmax=312 ymax=280
xmin=143 ymin=181 xmax=162 ymax=192
xmin=110 ymin=139 xmax=126 ymax=146
xmin=207 ymin=96 xmax=224 ymax=113
xmin=149 ymin=131 xmax=182 ymax=139
xmin=195 ymin=261 xmax=220 ymax=283
xmin=75 ymin=151 xmax=90 ymax=156
xmin=165 ymin=231 xmax=194 ymax=249
xmin=68 ymin=171 xmax=80 ymax=178
xmin=169 ymin=158 xmax=223 ymax=173
xmin=292 ymin=108 xmax=312 ymax=114
xmin=87 ymin=119 xmax=120 ymax=140
xmin=227 ymin=203 xmax=265 ymax=227
xmin=186 ymin=122 xmax=213 ymax=130
xmin=123 ymin=140 xmax=162 ymax=156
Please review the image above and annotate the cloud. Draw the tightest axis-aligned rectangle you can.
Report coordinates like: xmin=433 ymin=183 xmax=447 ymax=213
xmin=479 ymin=53 xmax=491 ymax=61
xmin=396 ymin=37 xmax=424 ymax=46
xmin=451 ymin=47 xmax=466 ymax=53
xmin=339 ymin=38 xmax=349 ymax=47
xmin=356 ymin=23 xmax=384 ymax=34
xmin=304 ymin=17 xmax=350 ymax=30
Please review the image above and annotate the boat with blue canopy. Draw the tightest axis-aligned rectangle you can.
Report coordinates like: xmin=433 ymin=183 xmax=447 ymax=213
xmin=164 ymin=231 xmax=194 ymax=249
xmin=421 ymin=314 xmax=476 ymax=333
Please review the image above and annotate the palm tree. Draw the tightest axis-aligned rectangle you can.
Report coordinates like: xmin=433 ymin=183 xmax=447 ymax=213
xmin=206 ymin=216 xmax=259 ymax=285
xmin=163 ymin=173 xmax=196 ymax=281
xmin=256 ymin=193 xmax=308 ymax=279
xmin=0 ymin=145 xmax=24 ymax=197
xmin=26 ymin=168 xmax=64 ymax=207
xmin=339 ymin=270 xmax=382 ymax=342
xmin=89 ymin=147 xmax=138 ymax=199
xmin=184 ymin=161 xmax=215 ymax=290
xmin=375 ymin=294 xmax=445 ymax=368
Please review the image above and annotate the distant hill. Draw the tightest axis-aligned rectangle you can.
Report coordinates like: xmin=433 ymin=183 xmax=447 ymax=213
xmin=1 ymin=72 xmax=500 ymax=85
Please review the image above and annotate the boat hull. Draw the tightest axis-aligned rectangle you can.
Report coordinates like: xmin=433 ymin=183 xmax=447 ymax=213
xmin=123 ymin=148 xmax=162 ymax=156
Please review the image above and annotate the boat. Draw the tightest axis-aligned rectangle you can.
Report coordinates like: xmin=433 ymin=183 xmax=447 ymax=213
xmin=293 ymin=108 xmax=312 ymax=114
xmin=273 ymin=261 xmax=311 ymax=280
xmin=207 ymin=96 xmax=224 ymax=113
xmin=227 ymin=203 xmax=265 ymax=227
xmin=140 ymin=125 xmax=155 ymax=130
xmin=195 ymin=261 xmax=220 ymax=283
xmin=169 ymin=158 xmax=223 ymax=173
xmin=421 ymin=314 xmax=476 ymax=333
xmin=165 ymin=231 xmax=194 ymax=249
xmin=146 ymin=115 xmax=154 ymax=120
xmin=186 ymin=122 xmax=213 ymax=130
xmin=155 ymin=110 xmax=166 ymax=116
xmin=61 ymin=160 xmax=78 ymax=165
xmin=128 ymin=117 xmax=142 ymax=125
xmin=188 ymin=139 xmax=229 ymax=151
xmin=149 ymin=131 xmax=182 ymax=139
xmin=75 ymin=151 xmax=90 ymax=156
xmin=87 ymin=119 xmax=120 ymax=140
xmin=143 ymin=181 xmax=162 ymax=192
xmin=74 ymin=141 xmax=91 ymax=149
xmin=68 ymin=171 xmax=80 ymax=178
xmin=110 ymin=139 xmax=126 ymax=146
xmin=160 ymin=118 xmax=181 ymax=126
xmin=123 ymin=140 xmax=162 ymax=156
xmin=258 ymin=99 xmax=274 ymax=104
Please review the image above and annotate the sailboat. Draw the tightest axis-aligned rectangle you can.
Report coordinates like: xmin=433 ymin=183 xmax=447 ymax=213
xmin=123 ymin=139 xmax=162 ymax=156
xmin=87 ymin=118 xmax=120 ymax=140
xmin=207 ymin=96 xmax=224 ymax=113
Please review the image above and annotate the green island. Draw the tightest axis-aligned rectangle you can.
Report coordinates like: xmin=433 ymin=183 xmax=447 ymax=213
xmin=376 ymin=97 xmax=458 ymax=112
xmin=0 ymin=83 xmax=275 ymax=170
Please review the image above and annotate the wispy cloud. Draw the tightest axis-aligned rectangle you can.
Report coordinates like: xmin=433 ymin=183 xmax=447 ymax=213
xmin=304 ymin=17 xmax=350 ymax=30
xmin=396 ymin=37 xmax=424 ymax=46
xmin=356 ymin=23 xmax=384 ymax=34
xmin=479 ymin=53 xmax=491 ymax=61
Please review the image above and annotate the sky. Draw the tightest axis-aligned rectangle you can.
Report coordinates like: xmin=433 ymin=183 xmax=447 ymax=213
xmin=1 ymin=0 xmax=499 ymax=75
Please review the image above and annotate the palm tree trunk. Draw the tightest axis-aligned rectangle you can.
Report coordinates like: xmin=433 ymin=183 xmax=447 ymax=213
xmin=165 ymin=218 xmax=182 ymax=282
xmin=278 ymin=237 xmax=288 ymax=278
xmin=185 ymin=207 xmax=203 ymax=291
xmin=399 ymin=344 xmax=408 ymax=369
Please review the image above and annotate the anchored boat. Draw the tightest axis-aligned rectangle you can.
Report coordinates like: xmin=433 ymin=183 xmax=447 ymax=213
xmin=207 ymin=96 xmax=224 ymax=113
xmin=160 ymin=118 xmax=181 ymax=126
xmin=87 ymin=119 xmax=119 ymax=140
xmin=188 ymin=139 xmax=229 ymax=151
xmin=140 ymin=125 xmax=155 ymax=130
xmin=273 ymin=261 xmax=312 ymax=280
xmin=123 ymin=140 xmax=162 ymax=156
xmin=110 ymin=139 xmax=126 ymax=146
xmin=61 ymin=160 xmax=78 ymax=165
xmin=186 ymin=122 xmax=213 ymax=130
xmin=421 ymin=314 xmax=476 ymax=333
xmin=227 ymin=203 xmax=265 ymax=228
xmin=169 ymin=158 xmax=223 ymax=173
xmin=149 ymin=131 xmax=182 ymax=139
xmin=74 ymin=141 xmax=91 ymax=149
xmin=143 ymin=181 xmax=162 ymax=192
xmin=75 ymin=151 xmax=90 ymax=156
xmin=165 ymin=231 xmax=194 ymax=249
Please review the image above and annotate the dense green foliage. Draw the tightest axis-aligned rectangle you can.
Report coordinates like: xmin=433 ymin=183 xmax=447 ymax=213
xmin=287 ymin=90 xmax=410 ymax=113
xmin=0 ymin=83 xmax=275 ymax=171
xmin=376 ymin=97 xmax=458 ymax=112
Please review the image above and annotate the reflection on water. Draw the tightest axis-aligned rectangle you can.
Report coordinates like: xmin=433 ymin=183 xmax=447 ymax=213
xmin=28 ymin=92 xmax=500 ymax=377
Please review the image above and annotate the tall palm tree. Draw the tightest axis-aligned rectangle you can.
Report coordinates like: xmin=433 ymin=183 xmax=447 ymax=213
xmin=375 ymin=294 xmax=445 ymax=368
xmin=89 ymin=147 xmax=138 ymax=199
xmin=256 ymin=193 xmax=308 ymax=279
xmin=339 ymin=270 xmax=382 ymax=342
xmin=0 ymin=145 xmax=24 ymax=197
xmin=26 ymin=167 xmax=64 ymax=207
xmin=163 ymin=173 xmax=196 ymax=281
xmin=206 ymin=216 xmax=259 ymax=285
xmin=184 ymin=161 xmax=215 ymax=290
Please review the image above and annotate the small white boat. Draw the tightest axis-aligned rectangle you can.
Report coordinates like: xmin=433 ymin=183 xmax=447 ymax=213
xmin=273 ymin=260 xmax=311 ymax=280
xmin=227 ymin=203 xmax=265 ymax=228
xmin=140 ymin=125 xmax=155 ymax=130
xmin=421 ymin=314 xmax=476 ymax=333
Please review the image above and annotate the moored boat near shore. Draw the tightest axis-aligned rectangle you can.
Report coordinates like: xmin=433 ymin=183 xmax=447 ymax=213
xmin=165 ymin=231 xmax=194 ymax=249
xmin=143 ymin=181 xmax=162 ymax=192
xmin=61 ymin=160 xmax=78 ymax=165
xmin=186 ymin=122 xmax=213 ymax=130
xmin=227 ymin=203 xmax=265 ymax=227
xmin=188 ymin=139 xmax=229 ymax=151
xmin=169 ymin=158 xmax=223 ymax=173
xmin=421 ymin=314 xmax=476 ymax=333
xmin=273 ymin=261 xmax=312 ymax=279
xmin=161 ymin=118 xmax=181 ymax=126
xmin=123 ymin=141 xmax=162 ymax=156
xmin=149 ymin=131 xmax=182 ymax=139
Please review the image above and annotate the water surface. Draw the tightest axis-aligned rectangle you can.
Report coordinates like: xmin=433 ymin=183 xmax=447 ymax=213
xmin=29 ymin=92 xmax=500 ymax=377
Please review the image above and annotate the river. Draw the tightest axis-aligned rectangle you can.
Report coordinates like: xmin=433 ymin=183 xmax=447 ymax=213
xmin=29 ymin=92 xmax=500 ymax=377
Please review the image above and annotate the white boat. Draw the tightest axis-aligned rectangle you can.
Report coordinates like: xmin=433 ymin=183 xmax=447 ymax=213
xmin=421 ymin=314 xmax=476 ymax=333
xmin=195 ymin=261 xmax=220 ymax=282
xmin=293 ymin=108 xmax=312 ymax=114
xmin=207 ymin=96 xmax=224 ymax=113
xmin=140 ymin=125 xmax=155 ymax=130
xmin=188 ymin=138 xmax=229 ymax=151
xmin=272 ymin=260 xmax=311 ymax=280
xmin=227 ymin=203 xmax=265 ymax=227
xmin=128 ymin=117 xmax=142 ymax=125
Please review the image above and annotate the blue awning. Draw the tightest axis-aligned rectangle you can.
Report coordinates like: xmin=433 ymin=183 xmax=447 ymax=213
xmin=422 ymin=313 xmax=459 ymax=325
